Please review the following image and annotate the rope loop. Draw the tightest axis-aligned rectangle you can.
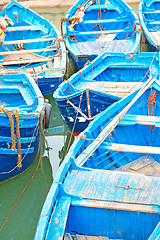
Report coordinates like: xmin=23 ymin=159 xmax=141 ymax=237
xmin=0 ymin=105 xmax=16 ymax=150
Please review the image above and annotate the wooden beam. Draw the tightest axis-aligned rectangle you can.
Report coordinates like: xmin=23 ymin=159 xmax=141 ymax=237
xmin=0 ymin=47 xmax=56 ymax=56
xmin=0 ymin=57 xmax=52 ymax=66
xmin=120 ymin=114 xmax=160 ymax=126
xmin=3 ymin=37 xmax=54 ymax=46
xmin=72 ymin=199 xmax=160 ymax=213
xmin=105 ymin=142 xmax=160 ymax=155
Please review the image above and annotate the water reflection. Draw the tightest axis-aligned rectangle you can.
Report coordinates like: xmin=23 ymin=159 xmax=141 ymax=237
xmin=0 ymin=6 xmax=73 ymax=240
xmin=0 ymin=153 xmax=53 ymax=240
xmin=44 ymin=135 xmax=66 ymax=177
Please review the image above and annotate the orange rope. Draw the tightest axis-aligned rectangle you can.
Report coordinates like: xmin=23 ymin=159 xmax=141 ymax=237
xmin=0 ymin=153 xmax=42 ymax=232
xmin=147 ymin=90 xmax=157 ymax=116
xmin=147 ymin=90 xmax=157 ymax=132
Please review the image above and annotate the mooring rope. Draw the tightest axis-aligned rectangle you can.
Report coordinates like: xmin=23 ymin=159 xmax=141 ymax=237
xmin=0 ymin=106 xmax=16 ymax=150
xmin=13 ymin=109 xmax=22 ymax=168
xmin=0 ymin=112 xmax=41 ymax=175
xmin=0 ymin=113 xmax=44 ymax=232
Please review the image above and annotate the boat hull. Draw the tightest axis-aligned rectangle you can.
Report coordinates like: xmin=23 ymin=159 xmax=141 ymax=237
xmin=55 ymin=89 xmax=119 ymax=136
xmin=63 ymin=0 xmax=141 ymax=70
xmin=0 ymin=72 xmax=45 ymax=183
xmin=36 ymin=74 xmax=64 ymax=96
xmin=35 ymin=81 xmax=160 ymax=239
xmin=54 ymin=52 xmax=159 ymax=136
xmin=139 ymin=0 xmax=160 ymax=51
xmin=0 ymin=0 xmax=66 ymax=95
xmin=0 ymin=125 xmax=40 ymax=183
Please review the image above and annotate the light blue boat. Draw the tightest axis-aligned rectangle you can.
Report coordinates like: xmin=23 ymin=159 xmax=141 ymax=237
xmin=0 ymin=73 xmax=45 ymax=183
xmin=62 ymin=0 xmax=141 ymax=70
xmin=139 ymin=0 xmax=160 ymax=51
xmin=35 ymin=76 xmax=160 ymax=239
xmin=54 ymin=52 xmax=159 ymax=136
xmin=0 ymin=0 xmax=66 ymax=95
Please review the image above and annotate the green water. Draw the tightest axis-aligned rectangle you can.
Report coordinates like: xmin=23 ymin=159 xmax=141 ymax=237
xmin=0 ymin=3 xmax=149 ymax=240
xmin=0 ymin=6 xmax=74 ymax=240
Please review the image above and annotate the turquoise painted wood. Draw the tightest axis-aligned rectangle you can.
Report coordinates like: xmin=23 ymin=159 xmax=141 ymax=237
xmin=0 ymin=0 xmax=66 ymax=95
xmin=63 ymin=0 xmax=141 ymax=70
xmin=54 ymin=52 xmax=159 ymax=136
xmin=139 ymin=0 xmax=160 ymax=51
xmin=35 ymin=79 xmax=160 ymax=239
xmin=0 ymin=73 xmax=45 ymax=183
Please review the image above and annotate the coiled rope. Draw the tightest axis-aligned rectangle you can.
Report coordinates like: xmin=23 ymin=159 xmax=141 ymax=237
xmin=0 ymin=106 xmax=16 ymax=150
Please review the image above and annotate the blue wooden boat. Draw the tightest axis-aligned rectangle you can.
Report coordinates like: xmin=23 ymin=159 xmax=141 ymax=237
xmin=54 ymin=52 xmax=159 ymax=136
xmin=0 ymin=0 xmax=66 ymax=95
xmin=62 ymin=0 xmax=141 ymax=70
xmin=139 ymin=0 xmax=160 ymax=51
xmin=0 ymin=72 xmax=45 ymax=183
xmin=35 ymin=78 xmax=160 ymax=239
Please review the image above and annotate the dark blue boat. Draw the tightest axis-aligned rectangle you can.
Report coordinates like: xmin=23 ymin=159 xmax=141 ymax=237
xmin=0 ymin=73 xmax=45 ymax=183
xmin=62 ymin=0 xmax=141 ymax=70
xmin=0 ymin=0 xmax=66 ymax=95
xmin=139 ymin=0 xmax=160 ymax=51
xmin=54 ymin=52 xmax=159 ymax=136
xmin=35 ymin=78 xmax=160 ymax=239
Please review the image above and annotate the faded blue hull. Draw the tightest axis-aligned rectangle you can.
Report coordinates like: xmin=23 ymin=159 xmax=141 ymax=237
xmin=0 ymin=73 xmax=44 ymax=183
xmin=54 ymin=52 xmax=159 ymax=136
xmin=63 ymin=0 xmax=141 ymax=70
xmin=0 ymin=121 xmax=40 ymax=183
xmin=57 ymin=90 xmax=118 ymax=135
xmin=36 ymin=75 xmax=64 ymax=96
xmin=35 ymin=80 xmax=160 ymax=240
xmin=139 ymin=0 xmax=160 ymax=51
xmin=0 ymin=0 xmax=66 ymax=95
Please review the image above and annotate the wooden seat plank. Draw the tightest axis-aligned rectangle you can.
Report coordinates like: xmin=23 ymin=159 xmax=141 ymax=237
xmin=76 ymin=234 xmax=110 ymax=240
xmin=80 ymin=82 xmax=142 ymax=96
xmin=6 ymin=25 xmax=47 ymax=33
xmin=105 ymin=142 xmax=160 ymax=155
xmin=116 ymin=156 xmax=160 ymax=176
xmin=0 ymin=47 xmax=57 ymax=56
xmin=120 ymin=114 xmax=160 ymax=126
xmin=69 ymin=29 xmax=132 ymax=36
xmin=3 ymin=37 xmax=54 ymax=46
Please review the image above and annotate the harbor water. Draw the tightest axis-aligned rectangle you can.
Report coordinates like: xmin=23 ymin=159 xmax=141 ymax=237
xmin=0 ymin=2 xmax=147 ymax=240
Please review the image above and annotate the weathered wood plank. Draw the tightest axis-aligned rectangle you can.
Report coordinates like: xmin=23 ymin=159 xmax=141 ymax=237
xmin=6 ymin=25 xmax=43 ymax=32
xmin=0 ymin=57 xmax=52 ymax=66
xmin=116 ymin=156 xmax=160 ymax=176
xmin=80 ymin=82 xmax=143 ymax=96
xmin=121 ymin=114 xmax=160 ymax=126
xmin=71 ymin=199 xmax=160 ymax=214
xmin=0 ymin=47 xmax=56 ymax=56
xmin=76 ymin=235 xmax=110 ymax=240
xmin=3 ymin=37 xmax=54 ymax=46
xmin=105 ymin=142 xmax=160 ymax=155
